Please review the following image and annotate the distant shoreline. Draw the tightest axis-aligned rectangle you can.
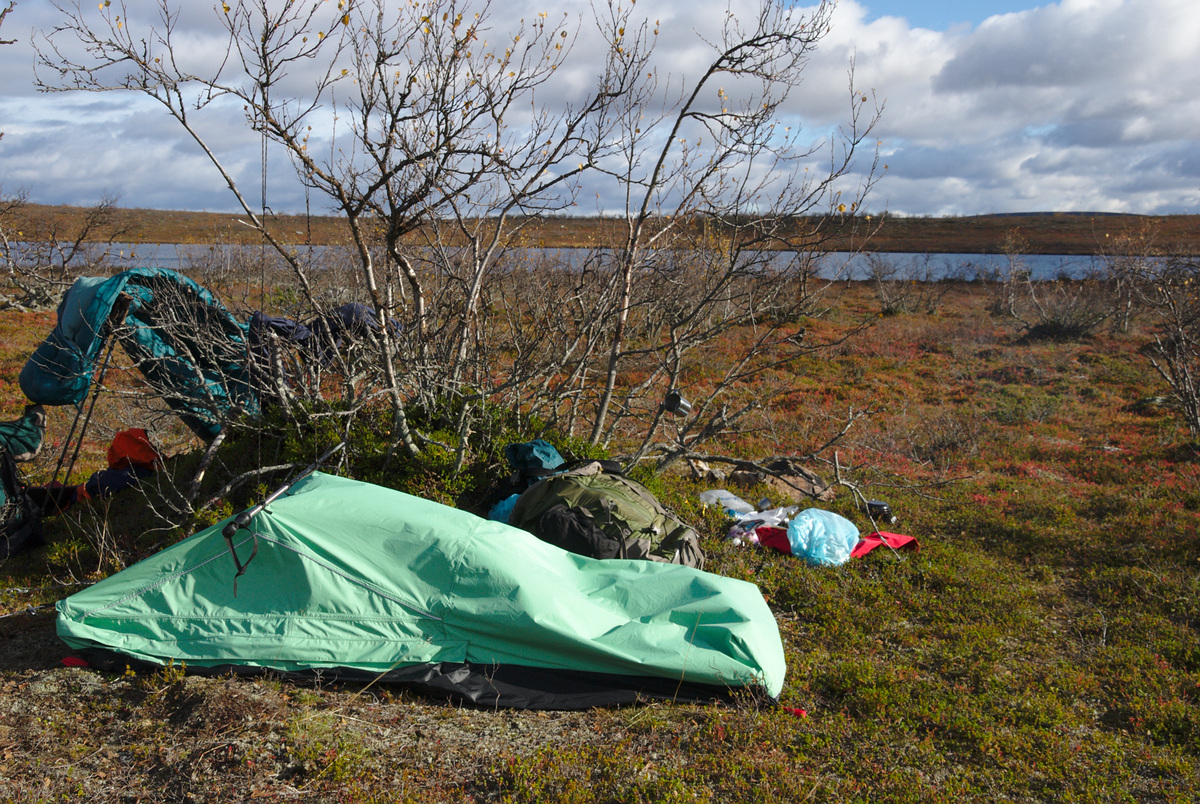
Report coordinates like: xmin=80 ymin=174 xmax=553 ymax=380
xmin=9 ymin=204 xmax=1199 ymax=256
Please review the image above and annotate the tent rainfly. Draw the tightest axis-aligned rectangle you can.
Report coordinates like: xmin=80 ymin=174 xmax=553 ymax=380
xmin=20 ymin=268 xmax=256 ymax=441
xmin=57 ymin=472 xmax=786 ymax=709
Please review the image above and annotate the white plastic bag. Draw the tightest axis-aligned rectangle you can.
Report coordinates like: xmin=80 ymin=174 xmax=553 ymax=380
xmin=742 ymin=505 xmax=800 ymax=527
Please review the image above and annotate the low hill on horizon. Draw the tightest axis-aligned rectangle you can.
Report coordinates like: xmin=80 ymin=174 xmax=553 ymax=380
xmin=8 ymin=203 xmax=1199 ymax=256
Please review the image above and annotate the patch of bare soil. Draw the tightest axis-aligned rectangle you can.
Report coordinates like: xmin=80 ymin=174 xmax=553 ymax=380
xmin=0 ymin=610 xmax=610 ymax=802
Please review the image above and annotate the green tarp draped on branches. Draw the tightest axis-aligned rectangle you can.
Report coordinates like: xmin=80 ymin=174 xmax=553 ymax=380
xmin=19 ymin=268 xmax=256 ymax=440
xmin=57 ymin=472 xmax=786 ymax=709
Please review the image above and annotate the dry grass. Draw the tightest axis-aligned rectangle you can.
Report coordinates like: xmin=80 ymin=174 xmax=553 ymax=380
xmin=1 ymin=272 xmax=1198 ymax=802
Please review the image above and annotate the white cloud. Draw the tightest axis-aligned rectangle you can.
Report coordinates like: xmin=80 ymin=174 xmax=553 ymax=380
xmin=1 ymin=0 xmax=1197 ymax=216
xmin=813 ymin=0 xmax=1200 ymax=214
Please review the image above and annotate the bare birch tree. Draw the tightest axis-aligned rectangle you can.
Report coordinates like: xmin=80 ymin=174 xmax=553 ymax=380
xmin=538 ymin=2 xmax=882 ymax=466
xmin=0 ymin=2 xmax=13 ymax=47
xmin=1132 ymin=253 xmax=1200 ymax=440
xmin=35 ymin=0 xmax=882 ymax=471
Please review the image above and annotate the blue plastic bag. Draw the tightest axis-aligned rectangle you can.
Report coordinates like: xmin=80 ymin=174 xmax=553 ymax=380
xmin=488 ymin=493 xmax=521 ymax=523
xmin=504 ymin=439 xmax=564 ymax=472
xmin=786 ymin=509 xmax=860 ymax=567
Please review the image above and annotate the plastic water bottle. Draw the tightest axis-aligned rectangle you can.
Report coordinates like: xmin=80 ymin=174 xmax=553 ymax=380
xmin=698 ymin=489 xmax=756 ymax=517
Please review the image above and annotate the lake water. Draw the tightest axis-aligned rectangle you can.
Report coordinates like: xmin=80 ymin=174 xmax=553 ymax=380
xmin=815 ymin=252 xmax=1103 ymax=281
xmin=55 ymin=243 xmax=1107 ymax=282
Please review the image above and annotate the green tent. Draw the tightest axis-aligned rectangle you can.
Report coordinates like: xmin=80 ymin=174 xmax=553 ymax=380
xmin=57 ymin=472 xmax=785 ymax=709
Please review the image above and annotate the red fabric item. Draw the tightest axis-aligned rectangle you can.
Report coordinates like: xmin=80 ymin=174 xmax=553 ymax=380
xmin=850 ymin=531 xmax=919 ymax=558
xmin=107 ymin=428 xmax=162 ymax=471
xmin=756 ymin=526 xmax=918 ymax=560
xmin=756 ymin=526 xmax=791 ymax=555
xmin=62 ymin=656 xmax=89 ymax=668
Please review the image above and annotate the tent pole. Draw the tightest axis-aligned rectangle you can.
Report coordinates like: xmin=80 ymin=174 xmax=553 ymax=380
xmin=50 ymin=403 xmax=85 ymax=488
xmin=221 ymin=441 xmax=345 ymax=594
xmin=56 ymin=339 xmax=118 ymax=487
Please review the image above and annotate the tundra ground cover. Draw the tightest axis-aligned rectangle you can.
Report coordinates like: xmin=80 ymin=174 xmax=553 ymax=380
xmin=0 ymin=276 xmax=1197 ymax=803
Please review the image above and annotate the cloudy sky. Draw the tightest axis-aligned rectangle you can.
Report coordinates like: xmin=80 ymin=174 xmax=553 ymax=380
xmin=1 ymin=0 xmax=1197 ymax=217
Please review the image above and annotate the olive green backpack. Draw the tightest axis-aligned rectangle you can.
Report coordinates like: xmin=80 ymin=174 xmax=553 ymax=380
xmin=508 ymin=461 xmax=705 ymax=569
